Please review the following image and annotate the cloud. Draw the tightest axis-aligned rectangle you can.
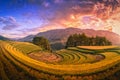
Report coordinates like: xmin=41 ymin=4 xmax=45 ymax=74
xmin=40 ymin=0 xmax=120 ymax=28
xmin=1 ymin=0 xmax=119 ymax=38
xmin=17 ymin=27 xmax=39 ymax=36
xmin=50 ymin=0 xmax=119 ymax=20
xmin=54 ymin=0 xmax=64 ymax=3
xmin=38 ymin=0 xmax=95 ymax=26
xmin=36 ymin=0 xmax=120 ymax=32
xmin=42 ymin=1 xmax=50 ymax=8
xmin=2 ymin=16 xmax=17 ymax=24
xmin=2 ymin=24 xmax=20 ymax=30
xmin=0 ymin=16 xmax=20 ymax=30
xmin=22 ymin=12 xmax=34 ymax=18
xmin=0 ymin=17 xmax=5 ymax=23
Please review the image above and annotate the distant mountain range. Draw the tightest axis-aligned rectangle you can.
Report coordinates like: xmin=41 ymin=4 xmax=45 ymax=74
xmin=19 ymin=28 xmax=120 ymax=49
xmin=0 ymin=35 xmax=9 ymax=40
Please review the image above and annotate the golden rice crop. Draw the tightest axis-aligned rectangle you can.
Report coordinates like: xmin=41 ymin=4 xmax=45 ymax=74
xmin=4 ymin=42 xmax=120 ymax=75
xmin=77 ymin=46 xmax=118 ymax=50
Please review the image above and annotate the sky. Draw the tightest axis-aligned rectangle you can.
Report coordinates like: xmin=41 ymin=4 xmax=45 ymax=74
xmin=0 ymin=0 xmax=120 ymax=38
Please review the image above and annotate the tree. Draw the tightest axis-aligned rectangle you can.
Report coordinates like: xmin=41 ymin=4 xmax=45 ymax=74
xmin=32 ymin=36 xmax=51 ymax=51
xmin=66 ymin=35 xmax=74 ymax=48
xmin=66 ymin=33 xmax=112 ymax=48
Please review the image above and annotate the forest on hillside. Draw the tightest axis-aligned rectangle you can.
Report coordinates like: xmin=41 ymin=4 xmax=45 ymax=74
xmin=66 ymin=33 xmax=112 ymax=48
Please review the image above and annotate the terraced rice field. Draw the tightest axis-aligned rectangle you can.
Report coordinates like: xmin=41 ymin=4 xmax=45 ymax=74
xmin=77 ymin=46 xmax=118 ymax=50
xmin=0 ymin=40 xmax=120 ymax=80
xmin=7 ymin=41 xmax=42 ymax=54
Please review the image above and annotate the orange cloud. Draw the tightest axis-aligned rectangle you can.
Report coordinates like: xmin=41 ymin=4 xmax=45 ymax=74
xmin=31 ymin=0 xmax=120 ymax=35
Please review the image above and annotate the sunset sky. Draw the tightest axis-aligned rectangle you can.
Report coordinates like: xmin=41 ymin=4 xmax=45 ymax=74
xmin=0 ymin=0 xmax=120 ymax=38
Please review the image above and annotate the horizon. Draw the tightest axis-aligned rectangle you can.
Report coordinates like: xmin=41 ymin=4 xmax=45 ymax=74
xmin=0 ymin=0 xmax=120 ymax=38
xmin=10 ymin=28 xmax=120 ymax=39
xmin=1 ymin=27 xmax=120 ymax=39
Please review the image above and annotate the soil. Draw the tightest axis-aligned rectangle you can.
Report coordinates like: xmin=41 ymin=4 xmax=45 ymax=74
xmin=28 ymin=51 xmax=61 ymax=63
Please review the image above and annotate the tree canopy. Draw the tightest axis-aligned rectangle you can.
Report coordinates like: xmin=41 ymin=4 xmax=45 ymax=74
xmin=66 ymin=33 xmax=112 ymax=48
xmin=32 ymin=36 xmax=51 ymax=51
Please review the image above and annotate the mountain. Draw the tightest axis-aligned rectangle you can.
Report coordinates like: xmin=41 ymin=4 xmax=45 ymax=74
xmin=18 ymin=35 xmax=34 ymax=42
xmin=0 ymin=35 xmax=9 ymax=40
xmin=19 ymin=28 xmax=120 ymax=50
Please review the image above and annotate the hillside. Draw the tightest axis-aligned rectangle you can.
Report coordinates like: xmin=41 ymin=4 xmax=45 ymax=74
xmin=0 ymin=35 xmax=9 ymax=40
xmin=19 ymin=28 xmax=120 ymax=49
xmin=1 ymin=41 xmax=120 ymax=80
